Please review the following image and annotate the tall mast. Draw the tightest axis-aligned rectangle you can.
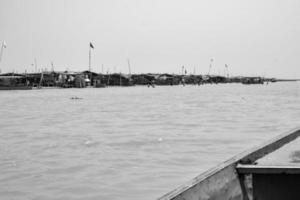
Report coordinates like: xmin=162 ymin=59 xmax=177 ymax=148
xmin=127 ymin=59 xmax=131 ymax=75
xmin=0 ymin=41 xmax=7 ymax=63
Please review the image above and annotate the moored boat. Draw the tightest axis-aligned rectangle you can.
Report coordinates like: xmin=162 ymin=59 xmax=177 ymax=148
xmin=158 ymin=128 xmax=300 ymax=200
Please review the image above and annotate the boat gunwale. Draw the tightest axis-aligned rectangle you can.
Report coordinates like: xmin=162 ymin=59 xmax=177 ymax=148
xmin=236 ymin=164 xmax=300 ymax=174
xmin=158 ymin=127 xmax=300 ymax=200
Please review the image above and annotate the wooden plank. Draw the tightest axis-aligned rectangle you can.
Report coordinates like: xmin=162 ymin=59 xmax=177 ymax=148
xmin=237 ymin=164 xmax=300 ymax=174
xmin=159 ymin=164 xmax=243 ymax=200
xmin=158 ymin=128 xmax=300 ymax=200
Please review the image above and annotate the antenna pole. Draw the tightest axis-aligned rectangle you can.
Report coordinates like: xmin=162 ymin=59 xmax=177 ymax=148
xmin=208 ymin=59 xmax=213 ymax=75
xmin=51 ymin=61 xmax=54 ymax=71
xmin=225 ymin=64 xmax=229 ymax=77
xmin=34 ymin=58 xmax=37 ymax=73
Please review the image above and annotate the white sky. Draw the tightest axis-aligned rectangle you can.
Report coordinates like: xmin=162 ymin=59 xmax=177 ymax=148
xmin=0 ymin=0 xmax=300 ymax=78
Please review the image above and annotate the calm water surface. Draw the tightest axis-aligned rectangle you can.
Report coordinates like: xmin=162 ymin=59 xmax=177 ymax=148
xmin=0 ymin=82 xmax=300 ymax=200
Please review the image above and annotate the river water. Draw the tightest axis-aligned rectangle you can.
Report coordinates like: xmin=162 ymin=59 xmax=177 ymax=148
xmin=0 ymin=82 xmax=299 ymax=200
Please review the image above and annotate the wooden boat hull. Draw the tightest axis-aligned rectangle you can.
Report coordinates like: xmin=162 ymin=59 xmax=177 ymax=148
xmin=158 ymin=128 xmax=300 ymax=200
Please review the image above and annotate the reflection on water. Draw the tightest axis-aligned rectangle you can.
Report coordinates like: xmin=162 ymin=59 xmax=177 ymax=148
xmin=0 ymin=82 xmax=299 ymax=200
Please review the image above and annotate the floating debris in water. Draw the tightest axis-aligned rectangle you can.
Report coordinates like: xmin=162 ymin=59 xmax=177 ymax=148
xmin=70 ymin=96 xmax=83 ymax=100
xmin=84 ymin=140 xmax=93 ymax=146
xmin=84 ymin=139 xmax=99 ymax=147
xmin=158 ymin=137 xmax=163 ymax=142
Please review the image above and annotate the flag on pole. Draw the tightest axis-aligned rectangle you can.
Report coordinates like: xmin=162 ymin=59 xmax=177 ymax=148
xmin=2 ymin=41 xmax=7 ymax=48
xmin=90 ymin=42 xmax=94 ymax=49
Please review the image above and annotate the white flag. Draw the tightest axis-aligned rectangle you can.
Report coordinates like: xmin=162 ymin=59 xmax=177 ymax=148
xmin=2 ymin=41 xmax=7 ymax=48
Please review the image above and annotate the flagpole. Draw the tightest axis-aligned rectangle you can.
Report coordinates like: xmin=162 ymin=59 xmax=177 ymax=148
xmin=0 ymin=42 xmax=4 ymax=63
xmin=89 ymin=45 xmax=91 ymax=72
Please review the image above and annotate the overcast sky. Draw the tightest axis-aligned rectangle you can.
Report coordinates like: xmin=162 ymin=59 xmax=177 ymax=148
xmin=0 ymin=0 xmax=299 ymax=78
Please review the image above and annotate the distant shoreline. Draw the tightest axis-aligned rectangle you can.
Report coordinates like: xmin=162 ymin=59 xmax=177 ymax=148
xmin=0 ymin=71 xmax=299 ymax=89
xmin=276 ymin=79 xmax=300 ymax=82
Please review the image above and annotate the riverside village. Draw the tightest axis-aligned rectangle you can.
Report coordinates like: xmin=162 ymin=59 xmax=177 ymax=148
xmin=0 ymin=42 xmax=286 ymax=90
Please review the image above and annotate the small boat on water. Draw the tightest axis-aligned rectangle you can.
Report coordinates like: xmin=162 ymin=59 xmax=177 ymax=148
xmin=158 ymin=128 xmax=300 ymax=200
xmin=0 ymin=75 xmax=32 ymax=90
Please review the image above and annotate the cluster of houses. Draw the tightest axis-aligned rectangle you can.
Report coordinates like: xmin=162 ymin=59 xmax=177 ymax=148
xmin=0 ymin=70 xmax=276 ymax=89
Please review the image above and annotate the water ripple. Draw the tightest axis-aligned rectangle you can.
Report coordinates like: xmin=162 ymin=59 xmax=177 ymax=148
xmin=0 ymin=83 xmax=299 ymax=200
